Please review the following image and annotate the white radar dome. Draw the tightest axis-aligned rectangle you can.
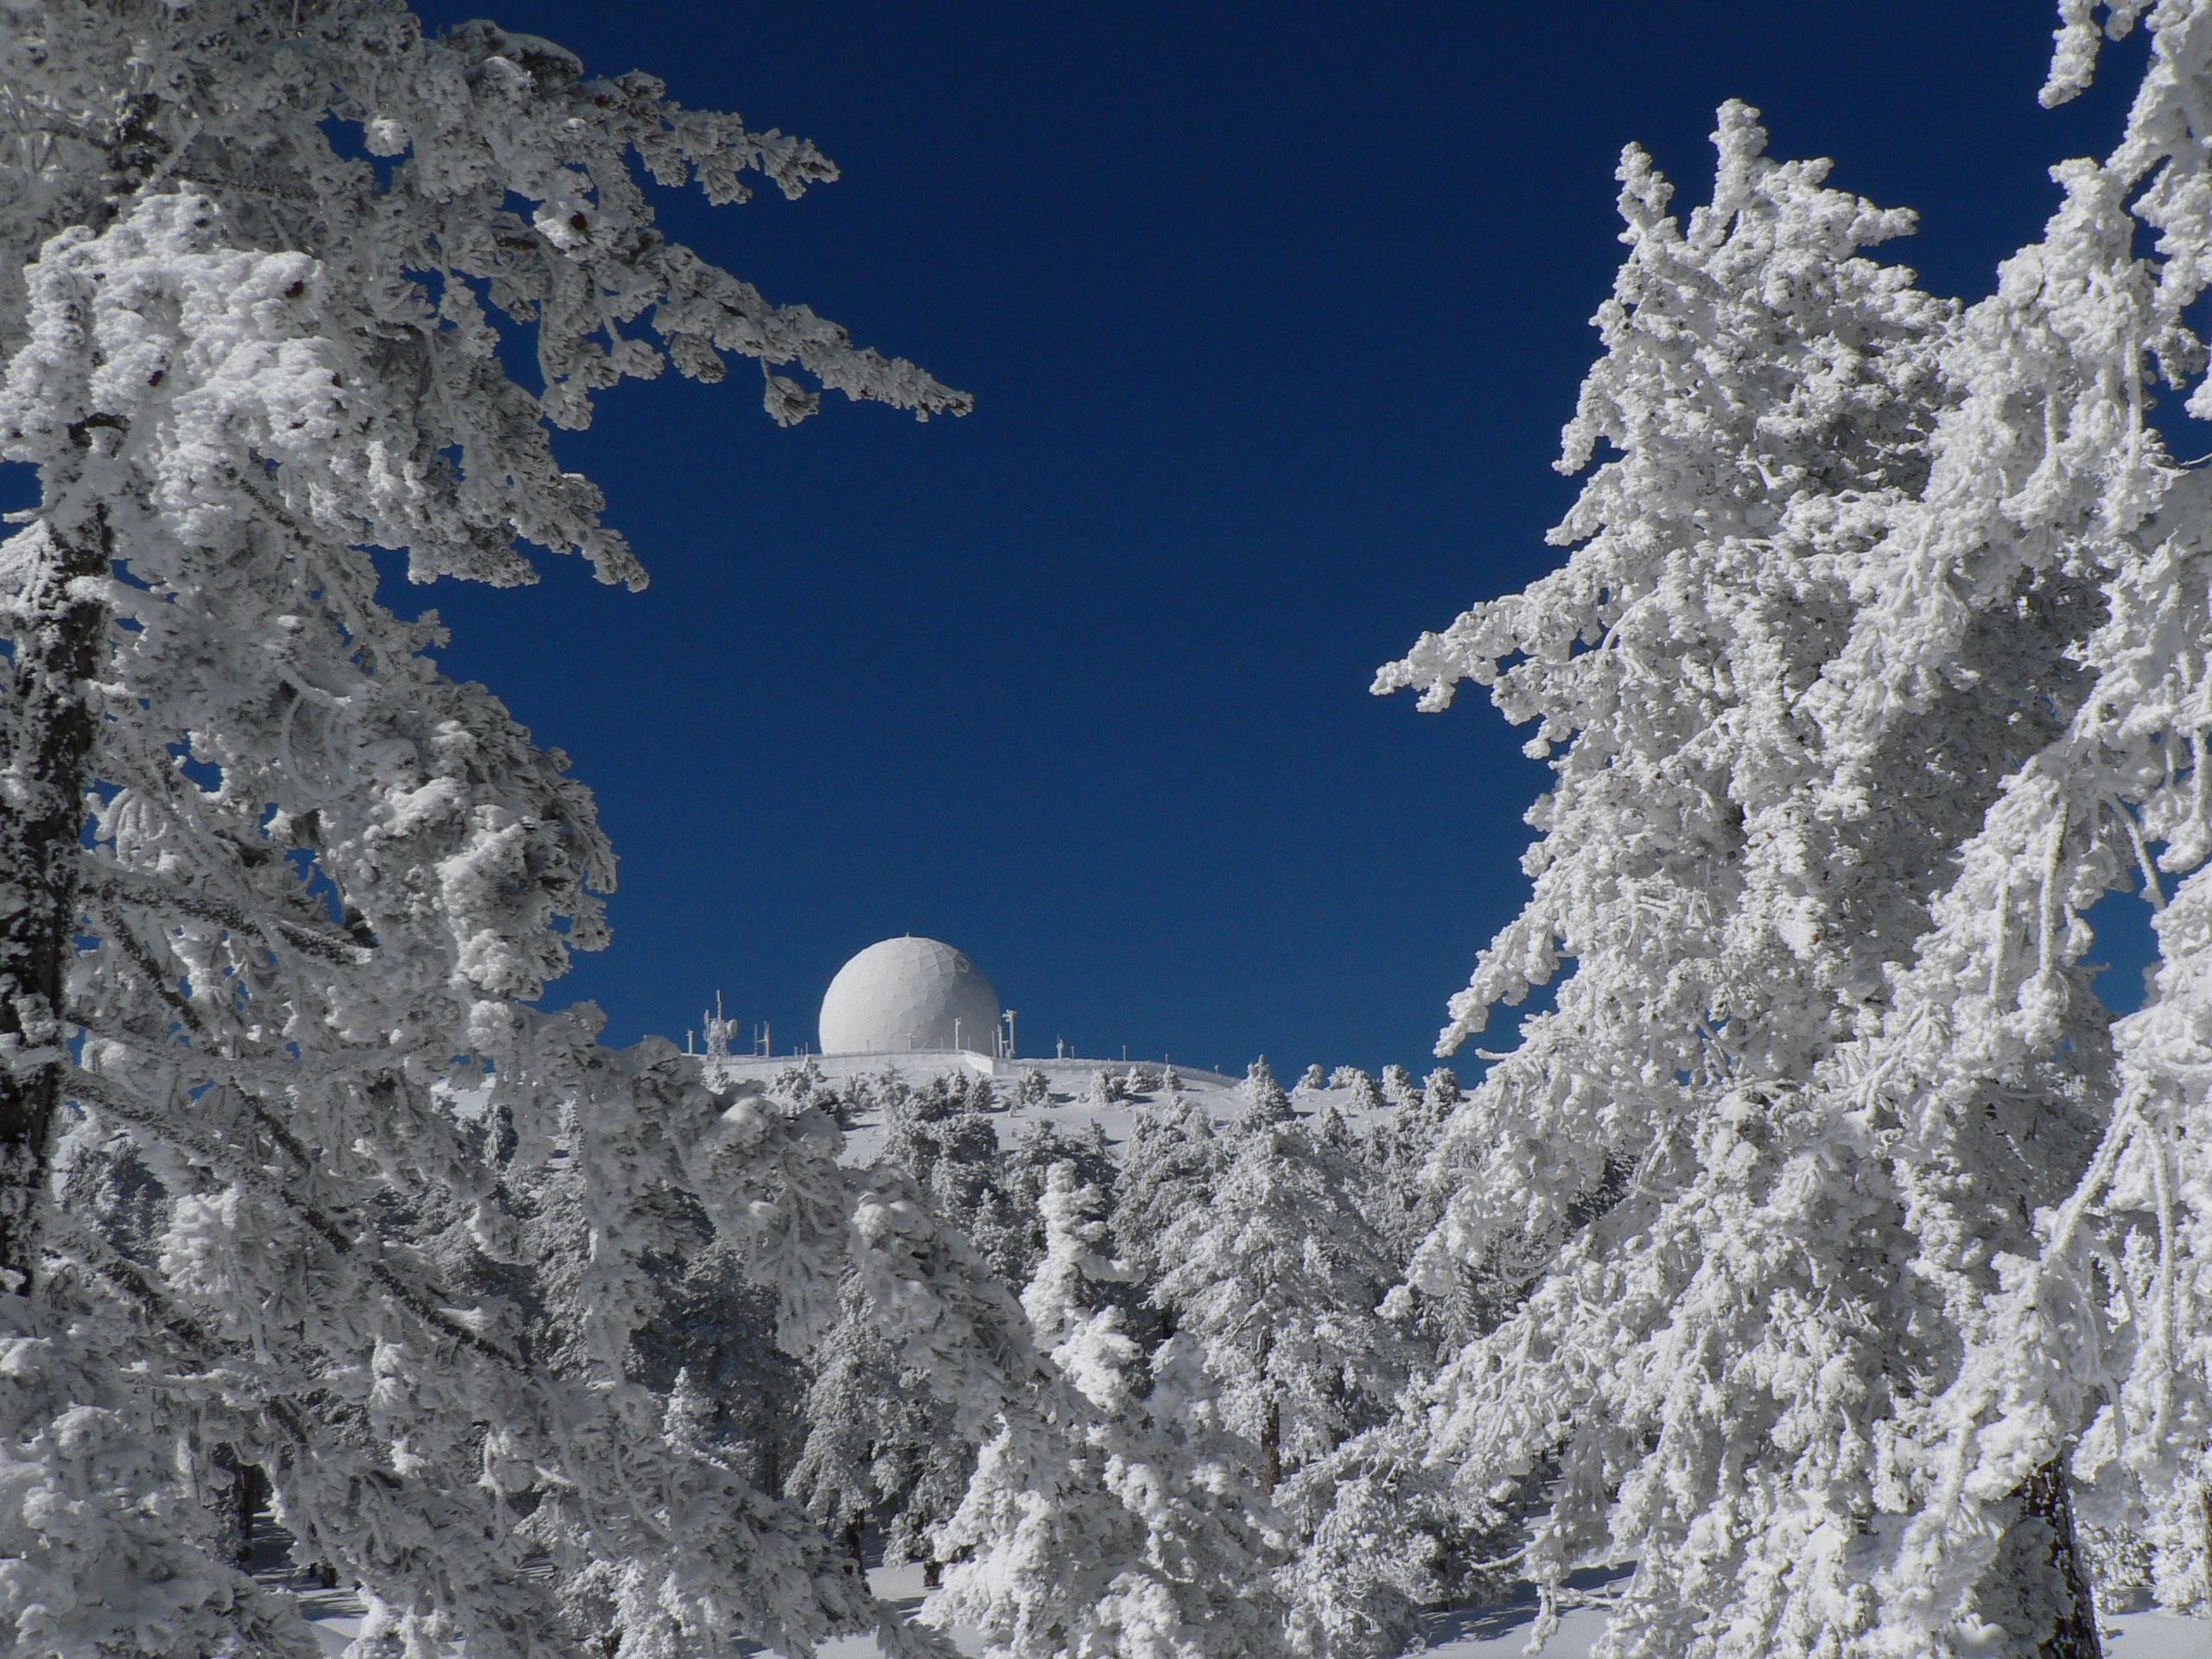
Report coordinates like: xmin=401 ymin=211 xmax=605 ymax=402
xmin=819 ymin=937 xmax=1002 ymax=1055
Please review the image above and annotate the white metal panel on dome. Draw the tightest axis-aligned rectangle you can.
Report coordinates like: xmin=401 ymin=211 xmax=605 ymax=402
xmin=818 ymin=937 xmax=1002 ymax=1055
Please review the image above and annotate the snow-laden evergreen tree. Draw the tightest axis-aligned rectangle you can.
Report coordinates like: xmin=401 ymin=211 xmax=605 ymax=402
xmin=931 ymin=1163 xmax=1288 ymax=1659
xmin=1274 ymin=1424 xmax=1521 ymax=1659
xmin=795 ymin=1071 xmax=1031 ymax=1576
xmin=1808 ymin=4 xmax=2212 ymax=1646
xmin=1237 ymin=1057 xmax=1294 ymax=1130
xmin=885 ymin=1070 xmax=1005 ymax=1241
xmin=1336 ymin=1068 xmax=1384 ymax=1120
xmin=1354 ymin=1068 xmax=1490 ymax=1353
xmin=992 ymin=1116 xmax=1120 ymax=1290
xmin=784 ymin=1272 xmax=974 ymax=1575
xmin=1372 ymin=86 xmax=2167 ymax=1654
xmin=0 ymin=3 xmax=982 ymax=1654
xmin=1110 ymin=1095 xmax=1224 ymax=1294
xmin=1377 ymin=1065 xmax=1416 ymax=1116
xmin=1154 ymin=1115 xmax=1414 ymax=1493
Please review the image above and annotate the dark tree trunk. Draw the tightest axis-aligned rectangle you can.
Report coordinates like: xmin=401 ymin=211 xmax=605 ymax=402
xmin=1262 ymin=1395 xmax=1281 ymax=1492
xmin=0 ymin=512 xmax=108 ymax=1292
xmin=2202 ymin=1482 xmax=2212 ymax=1629
xmin=0 ymin=75 xmax=178 ymax=1296
xmin=2024 ymin=1455 xmax=2102 ymax=1659
xmin=236 ymin=1460 xmax=269 ymax=1566
xmin=208 ymin=1445 xmax=269 ymax=1566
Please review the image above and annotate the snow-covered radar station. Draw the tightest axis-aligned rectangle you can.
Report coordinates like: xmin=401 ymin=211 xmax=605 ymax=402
xmin=690 ymin=936 xmax=1249 ymax=1154
xmin=818 ymin=935 xmax=1004 ymax=1056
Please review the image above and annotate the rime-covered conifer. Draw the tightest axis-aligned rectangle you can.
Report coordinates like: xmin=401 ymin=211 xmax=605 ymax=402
xmin=1236 ymin=1058 xmax=1294 ymax=1130
xmin=1373 ymin=87 xmax=2145 ymax=1654
xmin=0 ymin=3 xmax=976 ymax=1652
xmin=1154 ymin=1118 xmax=1413 ymax=1492
xmin=932 ymin=1164 xmax=1287 ymax=1659
xmin=1110 ymin=1096 xmax=1223 ymax=1294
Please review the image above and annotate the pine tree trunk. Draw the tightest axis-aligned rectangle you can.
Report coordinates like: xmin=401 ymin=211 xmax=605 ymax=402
xmin=235 ymin=1460 xmax=268 ymax=1567
xmin=0 ymin=511 xmax=108 ymax=1292
xmin=2024 ymin=1455 xmax=2102 ymax=1659
xmin=0 ymin=77 xmax=173 ymax=1297
xmin=2202 ymin=1481 xmax=2212 ymax=1624
xmin=1262 ymin=1395 xmax=1281 ymax=1492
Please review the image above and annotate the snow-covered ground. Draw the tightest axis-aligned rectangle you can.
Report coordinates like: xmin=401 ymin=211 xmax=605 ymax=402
xmin=698 ymin=1048 xmax=1388 ymax=1165
xmin=280 ymin=1555 xmax=2212 ymax=1658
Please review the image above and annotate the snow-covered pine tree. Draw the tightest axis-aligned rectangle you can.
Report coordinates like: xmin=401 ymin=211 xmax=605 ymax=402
xmin=884 ymin=1071 xmax=1005 ymax=1240
xmin=1801 ymin=5 xmax=2212 ymax=1646
xmin=651 ymin=1239 xmax=810 ymax=1497
xmin=1377 ymin=1065 xmax=1416 ymax=1115
xmin=1274 ymin=1423 xmax=1512 ymax=1659
xmin=1110 ymin=1094 xmax=1223 ymax=1295
xmin=0 ymin=3 xmax=975 ymax=1654
xmin=1237 ymin=1057 xmax=1294 ymax=1129
xmin=993 ymin=1116 xmax=1121 ymax=1289
xmin=1355 ymin=1068 xmax=1487 ymax=1353
xmin=1373 ymin=92 xmax=2152 ymax=1654
xmin=1154 ymin=1114 xmax=1414 ymax=1493
xmin=784 ymin=1272 xmax=972 ymax=1574
xmin=931 ymin=1162 xmax=1289 ymax=1659
xmin=1337 ymin=1067 xmax=1384 ymax=1121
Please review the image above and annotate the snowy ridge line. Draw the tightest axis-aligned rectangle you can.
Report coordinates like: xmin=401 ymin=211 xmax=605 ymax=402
xmin=698 ymin=1051 xmax=1247 ymax=1091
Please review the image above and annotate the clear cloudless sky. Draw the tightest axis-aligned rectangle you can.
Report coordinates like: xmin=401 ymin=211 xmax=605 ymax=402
xmin=394 ymin=0 xmax=2165 ymax=1074
xmin=45 ymin=1 xmax=2181 ymax=1071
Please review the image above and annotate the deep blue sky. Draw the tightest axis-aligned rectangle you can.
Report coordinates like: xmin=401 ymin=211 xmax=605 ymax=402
xmin=380 ymin=0 xmax=2163 ymax=1073
xmin=25 ymin=1 xmax=2153 ymax=1072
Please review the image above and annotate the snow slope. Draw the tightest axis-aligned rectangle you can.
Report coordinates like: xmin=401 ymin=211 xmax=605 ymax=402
xmin=282 ymin=1556 xmax=2212 ymax=1659
xmin=698 ymin=1050 xmax=1387 ymax=1164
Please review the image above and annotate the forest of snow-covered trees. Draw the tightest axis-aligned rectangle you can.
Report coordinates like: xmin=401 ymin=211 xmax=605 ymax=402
xmin=16 ymin=0 xmax=2212 ymax=1656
